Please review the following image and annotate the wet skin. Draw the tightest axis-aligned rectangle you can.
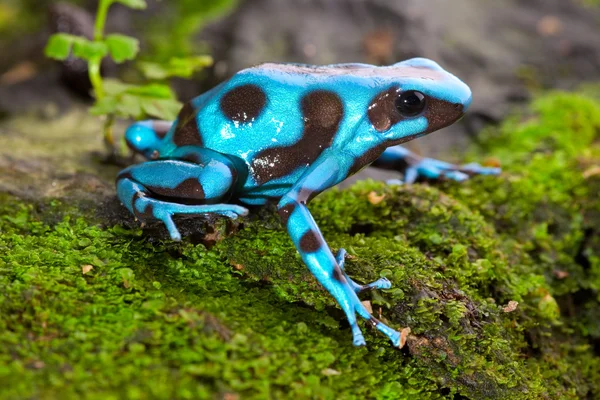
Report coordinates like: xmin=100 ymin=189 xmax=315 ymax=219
xmin=116 ymin=58 xmax=500 ymax=347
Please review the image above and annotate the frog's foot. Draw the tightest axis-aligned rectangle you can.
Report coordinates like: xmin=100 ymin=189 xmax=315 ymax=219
xmin=118 ymin=179 xmax=248 ymax=241
xmin=335 ymin=249 xmax=391 ymax=293
xmin=341 ymin=288 xmax=401 ymax=347
xmin=374 ymin=145 xmax=501 ymax=184
xmin=331 ymin=250 xmax=398 ymax=346
xmin=403 ymin=158 xmax=501 ymax=184
xmin=134 ymin=192 xmax=247 ymax=241
xmin=116 ymin=157 xmax=248 ymax=241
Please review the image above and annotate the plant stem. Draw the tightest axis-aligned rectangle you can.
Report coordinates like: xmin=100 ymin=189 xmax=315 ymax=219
xmin=103 ymin=114 xmax=116 ymax=149
xmin=91 ymin=0 xmax=116 ymax=151
xmin=94 ymin=0 xmax=111 ymax=42
xmin=88 ymin=57 xmax=104 ymax=100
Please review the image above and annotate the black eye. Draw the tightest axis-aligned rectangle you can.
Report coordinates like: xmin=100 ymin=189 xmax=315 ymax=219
xmin=395 ymin=90 xmax=427 ymax=117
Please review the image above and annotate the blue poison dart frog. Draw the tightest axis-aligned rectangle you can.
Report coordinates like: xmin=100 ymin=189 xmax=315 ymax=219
xmin=117 ymin=58 xmax=500 ymax=347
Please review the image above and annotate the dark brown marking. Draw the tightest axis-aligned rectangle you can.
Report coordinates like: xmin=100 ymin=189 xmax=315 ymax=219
xmin=139 ymin=203 xmax=155 ymax=223
xmin=422 ymin=98 xmax=463 ymax=135
xmin=147 ymin=178 xmax=205 ymax=201
xmin=252 ymin=90 xmax=344 ymax=185
xmin=348 ymin=142 xmax=389 ymax=176
xmin=116 ymin=171 xmax=134 ymax=183
xmin=152 ymin=121 xmax=172 ymax=139
xmin=278 ymin=203 xmax=297 ymax=226
xmin=355 ymin=94 xmax=464 ymax=174
xmin=369 ymin=317 xmax=379 ymax=327
xmin=180 ymin=153 xmax=202 ymax=164
xmin=220 ymin=84 xmax=266 ymax=123
xmin=332 ymin=264 xmax=345 ymax=282
xmin=132 ymin=192 xmax=154 ymax=223
xmin=371 ymin=149 xmax=420 ymax=173
xmin=368 ymin=87 xmax=402 ymax=132
xmin=173 ymin=102 xmax=203 ymax=147
xmin=299 ymin=230 xmax=322 ymax=253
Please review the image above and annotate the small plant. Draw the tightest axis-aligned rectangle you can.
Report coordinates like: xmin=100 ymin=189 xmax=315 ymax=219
xmin=44 ymin=0 xmax=212 ymax=154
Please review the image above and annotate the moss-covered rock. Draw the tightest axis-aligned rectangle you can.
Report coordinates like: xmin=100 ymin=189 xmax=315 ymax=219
xmin=1 ymin=91 xmax=599 ymax=399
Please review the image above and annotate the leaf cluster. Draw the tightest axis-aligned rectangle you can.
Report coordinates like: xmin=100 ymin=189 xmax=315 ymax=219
xmin=43 ymin=0 xmax=212 ymax=123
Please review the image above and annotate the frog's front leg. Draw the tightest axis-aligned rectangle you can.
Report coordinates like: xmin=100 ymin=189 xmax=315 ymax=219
xmin=278 ymin=156 xmax=400 ymax=347
xmin=373 ymin=145 xmax=500 ymax=184
xmin=116 ymin=147 xmax=248 ymax=241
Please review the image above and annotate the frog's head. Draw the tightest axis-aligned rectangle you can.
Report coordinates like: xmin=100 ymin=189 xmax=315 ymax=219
xmin=125 ymin=121 xmax=171 ymax=159
xmin=359 ymin=58 xmax=472 ymax=146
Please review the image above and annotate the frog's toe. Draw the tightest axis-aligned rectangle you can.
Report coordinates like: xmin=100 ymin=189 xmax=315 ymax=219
xmin=335 ymin=248 xmax=347 ymax=268
xmin=151 ymin=209 xmax=182 ymax=241
xmin=461 ymin=162 xmax=502 ymax=176
xmin=224 ymin=205 xmax=250 ymax=218
xmin=372 ymin=277 xmax=392 ymax=290
xmin=352 ymin=331 xmax=367 ymax=347
xmin=385 ymin=179 xmax=404 ymax=186
xmin=354 ymin=301 xmax=401 ymax=347
xmin=335 ymin=249 xmax=392 ymax=293
xmin=443 ymin=170 xmax=469 ymax=182
xmin=388 ymin=329 xmax=401 ymax=348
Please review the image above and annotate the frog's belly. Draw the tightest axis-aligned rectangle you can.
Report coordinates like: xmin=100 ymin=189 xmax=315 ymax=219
xmin=236 ymin=163 xmax=309 ymax=205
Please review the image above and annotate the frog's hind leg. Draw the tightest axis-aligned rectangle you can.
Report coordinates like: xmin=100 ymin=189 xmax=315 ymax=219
xmin=116 ymin=155 xmax=248 ymax=241
xmin=335 ymin=249 xmax=391 ymax=293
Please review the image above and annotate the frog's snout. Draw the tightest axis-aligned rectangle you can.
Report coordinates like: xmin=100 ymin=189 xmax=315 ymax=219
xmin=461 ymin=89 xmax=473 ymax=112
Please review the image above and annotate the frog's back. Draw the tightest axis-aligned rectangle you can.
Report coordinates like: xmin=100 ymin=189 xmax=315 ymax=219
xmin=168 ymin=61 xmax=463 ymax=197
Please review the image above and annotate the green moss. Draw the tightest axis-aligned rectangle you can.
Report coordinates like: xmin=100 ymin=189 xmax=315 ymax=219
xmin=1 ymin=91 xmax=600 ymax=399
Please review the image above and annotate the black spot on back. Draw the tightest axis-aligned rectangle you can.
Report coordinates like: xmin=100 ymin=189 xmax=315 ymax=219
xmin=173 ymin=102 xmax=203 ymax=147
xmin=251 ymin=90 xmax=344 ymax=185
xmin=220 ymin=84 xmax=266 ymax=123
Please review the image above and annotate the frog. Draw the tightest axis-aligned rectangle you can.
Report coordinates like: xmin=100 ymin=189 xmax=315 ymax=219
xmin=116 ymin=58 xmax=500 ymax=347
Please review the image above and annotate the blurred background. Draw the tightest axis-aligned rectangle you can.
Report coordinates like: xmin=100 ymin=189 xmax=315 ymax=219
xmin=0 ymin=0 xmax=599 ymax=193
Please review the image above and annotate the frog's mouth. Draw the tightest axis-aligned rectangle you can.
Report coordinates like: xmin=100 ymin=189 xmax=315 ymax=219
xmin=422 ymin=99 xmax=466 ymax=135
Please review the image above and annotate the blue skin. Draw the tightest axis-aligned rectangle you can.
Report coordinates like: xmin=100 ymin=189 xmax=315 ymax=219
xmin=117 ymin=58 xmax=500 ymax=347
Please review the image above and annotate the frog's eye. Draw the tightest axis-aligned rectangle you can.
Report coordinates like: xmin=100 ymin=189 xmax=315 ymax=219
xmin=395 ymin=90 xmax=427 ymax=118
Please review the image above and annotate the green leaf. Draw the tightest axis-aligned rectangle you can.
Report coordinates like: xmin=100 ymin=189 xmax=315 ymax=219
xmin=125 ymin=83 xmax=175 ymax=99
xmin=138 ymin=55 xmax=213 ymax=80
xmin=106 ymin=34 xmax=139 ymax=63
xmin=118 ymin=95 xmax=144 ymax=119
xmin=140 ymin=98 xmax=182 ymax=120
xmin=102 ymin=79 xmax=134 ymax=96
xmin=72 ymin=39 xmax=109 ymax=61
xmin=44 ymin=33 xmax=78 ymax=60
xmin=90 ymin=79 xmax=181 ymax=120
xmin=113 ymin=0 xmax=147 ymax=9
xmin=90 ymin=97 xmax=119 ymax=116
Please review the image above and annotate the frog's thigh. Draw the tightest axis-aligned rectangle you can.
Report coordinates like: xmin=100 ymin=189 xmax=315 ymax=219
xmin=118 ymin=159 xmax=237 ymax=203
xmin=116 ymin=159 xmax=247 ymax=240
